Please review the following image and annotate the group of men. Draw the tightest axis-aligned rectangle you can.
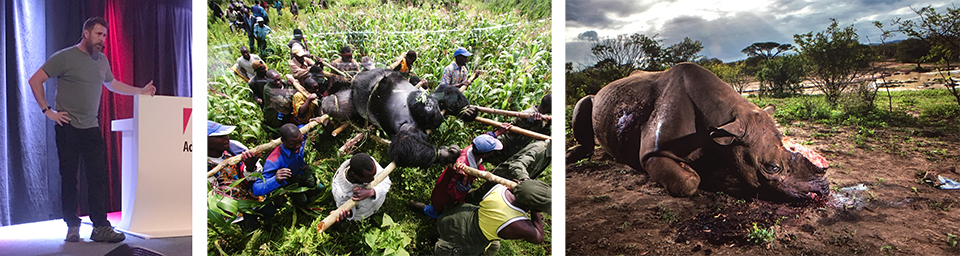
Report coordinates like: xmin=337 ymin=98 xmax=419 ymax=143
xmin=208 ymin=91 xmax=551 ymax=254
xmin=221 ymin=1 xmax=274 ymax=55
xmin=211 ymin=3 xmax=553 ymax=252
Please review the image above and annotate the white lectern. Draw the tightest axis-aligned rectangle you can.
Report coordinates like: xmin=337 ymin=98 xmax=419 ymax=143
xmin=110 ymin=95 xmax=192 ymax=238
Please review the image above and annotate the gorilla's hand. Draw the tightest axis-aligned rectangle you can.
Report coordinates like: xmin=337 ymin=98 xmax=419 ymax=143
xmin=434 ymin=144 xmax=462 ymax=166
xmin=457 ymin=105 xmax=478 ymax=122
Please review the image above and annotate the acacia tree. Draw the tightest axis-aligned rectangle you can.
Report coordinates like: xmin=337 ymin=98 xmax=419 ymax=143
xmin=591 ymin=33 xmax=704 ymax=71
xmin=794 ymin=19 xmax=874 ymax=106
xmin=888 ymin=5 xmax=960 ymax=112
xmin=660 ymin=37 xmax=704 ymax=68
xmin=590 ymin=33 xmax=663 ymax=70
xmin=756 ymin=54 xmax=806 ymax=97
xmin=703 ymin=61 xmax=752 ymax=94
xmin=742 ymin=42 xmax=795 ymax=60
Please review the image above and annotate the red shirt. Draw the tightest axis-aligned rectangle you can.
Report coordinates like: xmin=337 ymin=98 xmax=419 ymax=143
xmin=429 ymin=146 xmax=483 ymax=213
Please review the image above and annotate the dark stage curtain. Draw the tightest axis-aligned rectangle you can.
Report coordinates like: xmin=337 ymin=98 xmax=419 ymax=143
xmin=0 ymin=0 xmax=191 ymax=226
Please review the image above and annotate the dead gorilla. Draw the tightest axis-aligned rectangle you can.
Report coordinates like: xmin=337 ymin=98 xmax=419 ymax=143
xmin=322 ymin=68 xmax=474 ymax=168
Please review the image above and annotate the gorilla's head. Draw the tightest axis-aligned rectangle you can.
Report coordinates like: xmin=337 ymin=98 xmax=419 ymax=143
xmin=388 ymin=123 xmax=437 ymax=168
xmin=430 ymin=84 xmax=472 ymax=120
xmin=408 ymin=91 xmax=444 ymax=130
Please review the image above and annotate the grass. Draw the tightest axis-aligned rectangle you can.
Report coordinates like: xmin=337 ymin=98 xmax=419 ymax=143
xmin=656 ymin=203 xmax=679 ymax=224
xmin=207 ymin=1 xmax=551 ymax=255
xmin=749 ymin=90 xmax=959 ymax=133
xmin=746 ymin=222 xmax=775 ymax=246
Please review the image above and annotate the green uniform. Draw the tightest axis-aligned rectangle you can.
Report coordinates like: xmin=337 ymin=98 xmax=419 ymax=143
xmin=490 ymin=139 xmax=550 ymax=181
xmin=262 ymin=81 xmax=296 ymax=129
xmin=42 ymin=45 xmax=114 ymax=128
xmin=435 ymin=204 xmax=489 ymax=256
xmin=487 ymin=107 xmax=550 ymax=165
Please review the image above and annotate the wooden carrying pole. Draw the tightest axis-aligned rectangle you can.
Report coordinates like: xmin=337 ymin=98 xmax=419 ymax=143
xmin=338 ymin=132 xmax=365 ymax=154
xmin=473 ymin=116 xmax=550 ymax=141
xmin=206 ymin=115 xmax=327 ymax=178
xmin=330 ymin=123 xmax=351 ymax=137
xmin=318 ymin=162 xmax=397 ymax=233
xmin=472 ymin=105 xmax=551 ymax=120
xmin=458 ymin=71 xmax=482 ymax=92
xmin=460 ymin=165 xmax=518 ymax=189
xmin=318 ymin=59 xmax=354 ymax=82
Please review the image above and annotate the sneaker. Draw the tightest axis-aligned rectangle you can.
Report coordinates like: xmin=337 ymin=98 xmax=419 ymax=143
xmin=91 ymin=226 xmax=126 ymax=243
xmin=64 ymin=226 xmax=80 ymax=242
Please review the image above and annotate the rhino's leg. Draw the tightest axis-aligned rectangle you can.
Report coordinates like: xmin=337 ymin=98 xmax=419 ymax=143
xmin=644 ymin=156 xmax=700 ymax=197
xmin=566 ymin=96 xmax=595 ymax=163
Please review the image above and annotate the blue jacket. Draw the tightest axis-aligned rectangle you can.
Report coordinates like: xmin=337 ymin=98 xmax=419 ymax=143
xmin=253 ymin=141 xmax=305 ymax=196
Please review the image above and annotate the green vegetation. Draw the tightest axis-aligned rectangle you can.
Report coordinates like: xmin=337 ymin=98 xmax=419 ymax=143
xmin=656 ymin=203 xmax=679 ymax=224
xmin=746 ymin=222 xmax=776 ymax=246
xmin=749 ymin=90 xmax=958 ymax=134
xmin=207 ymin=1 xmax=550 ymax=255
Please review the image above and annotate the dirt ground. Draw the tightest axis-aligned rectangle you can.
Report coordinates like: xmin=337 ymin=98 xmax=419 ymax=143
xmin=565 ymin=122 xmax=960 ymax=255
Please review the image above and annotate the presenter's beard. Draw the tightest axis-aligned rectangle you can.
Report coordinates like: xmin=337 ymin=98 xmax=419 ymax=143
xmin=87 ymin=42 xmax=103 ymax=60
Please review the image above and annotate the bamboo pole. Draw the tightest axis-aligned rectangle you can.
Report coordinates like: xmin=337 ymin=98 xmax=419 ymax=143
xmin=414 ymin=79 xmax=427 ymax=89
xmin=318 ymin=59 xmax=354 ymax=82
xmin=339 ymin=132 xmax=365 ymax=155
xmin=318 ymin=162 xmax=397 ymax=233
xmin=206 ymin=115 xmax=327 ymax=178
xmin=473 ymin=116 xmax=550 ymax=141
xmin=331 ymin=123 xmax=350 ymax=137
xmin=458 ymin=71 xmax=482 ymax=92
xmin=460 ymin=164 xmax=518 ymax=189
xmin=347 ymin=123 xmax=392 ymax=145
xmin=369 ymin=134 xmax=391 ymax=145
xmin=472 ymin=105 xmax=552 ymax=120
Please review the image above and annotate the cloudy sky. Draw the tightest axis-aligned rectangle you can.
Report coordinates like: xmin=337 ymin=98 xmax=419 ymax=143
xmin=565 ymin=0 xmax=956 ymax=68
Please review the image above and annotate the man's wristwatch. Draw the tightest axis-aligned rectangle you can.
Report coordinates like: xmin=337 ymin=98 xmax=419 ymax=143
xmin=41 ymin=106 xmax=52 ymax=113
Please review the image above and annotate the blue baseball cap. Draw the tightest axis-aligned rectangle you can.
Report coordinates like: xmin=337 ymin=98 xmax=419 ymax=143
xmin=207 ymin=121 xmax=236 ymax=136
xmin=472 ymin=134 xmax=503 ymax=154
xmin=453 ymin=47 xmax=473 ymax=57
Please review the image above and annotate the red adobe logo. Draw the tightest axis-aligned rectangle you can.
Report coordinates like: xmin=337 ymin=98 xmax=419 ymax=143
xmin=183 ymin=108 xmax=192 ymax=134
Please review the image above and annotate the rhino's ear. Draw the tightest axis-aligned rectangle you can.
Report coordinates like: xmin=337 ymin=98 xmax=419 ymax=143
xmin=762 ymin=104 xmax=776 ymax=117
xmin=710 ymin=118 xmax=744 ymax=146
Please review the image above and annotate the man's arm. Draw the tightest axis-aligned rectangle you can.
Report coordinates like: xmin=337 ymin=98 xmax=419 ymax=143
xmin=28 ymin=69 xmax=71 ymax=125
xmin=285 ymin=74 xmax=309 ymax=95
xmin=252 ymin=158 xmax=288 ymax=196
xmin=104 ymin=80 xmax=156 ymax=96
xmin=498 ymin=212 xmax=545 ymax=244
xmin=388 ymin=53 xmax=405 ymax=70
xmin=289 ymin=59 xmax=310 ymax=80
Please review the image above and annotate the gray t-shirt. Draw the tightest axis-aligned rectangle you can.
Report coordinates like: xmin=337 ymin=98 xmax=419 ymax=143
xmin=42 ymin=45 xmax=114 ymax=129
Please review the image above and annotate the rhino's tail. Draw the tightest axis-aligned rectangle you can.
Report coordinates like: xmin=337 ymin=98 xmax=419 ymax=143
xmin=566 ymin=95 xmax=595 ymax=163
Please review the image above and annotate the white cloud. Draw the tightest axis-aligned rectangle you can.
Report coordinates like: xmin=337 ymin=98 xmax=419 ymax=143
xmin=565 ymin=0 xmax=954 ymax=66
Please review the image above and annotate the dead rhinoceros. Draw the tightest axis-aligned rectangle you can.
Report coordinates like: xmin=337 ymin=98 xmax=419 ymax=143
xmin=567 ymin=63 xmax=829 ymax=200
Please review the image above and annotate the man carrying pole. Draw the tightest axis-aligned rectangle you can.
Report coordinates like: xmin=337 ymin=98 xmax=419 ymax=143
xmin=331 ymin=153 xmax=391 ymax=221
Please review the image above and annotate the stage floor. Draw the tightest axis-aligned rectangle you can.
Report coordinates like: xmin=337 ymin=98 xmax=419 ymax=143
xmin=0 ymin=212 xmax=191 ymax=256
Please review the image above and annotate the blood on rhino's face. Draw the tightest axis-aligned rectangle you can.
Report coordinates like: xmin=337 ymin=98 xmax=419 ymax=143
xmin=712 ymin=107 xmax=830 ymax=200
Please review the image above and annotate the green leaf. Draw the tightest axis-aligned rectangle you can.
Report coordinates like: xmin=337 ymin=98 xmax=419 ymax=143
xmin=364 ymin=228 xmax=380 ymax=248
xmin=215 ymin=196 xmax=240 ymax=215
xmin=381 ymin=213 xmax=396 ymax=227
xmin=394 ymin=247 xmax=410 ymax=256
